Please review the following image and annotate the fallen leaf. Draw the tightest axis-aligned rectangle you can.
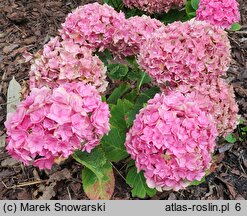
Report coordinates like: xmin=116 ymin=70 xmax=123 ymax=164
xmin=1 ymin=157 xmax=19 ymax=167
xmin=38 ymin=182 xmax=56 ymax=200
xmin=47 ymin=169 xmax=71 ymax=184
xmin=0 ymin=134 xmax=6 ymax=148
xmin=218 ymin=143 xmax=233 ymax=153
xmin=0 ymin=170 xmax=16 ymax=181
xmin=3 ymin=44 xmax=19 ymax=54
xmin=168 ymin=192 xmax=177 ymax=200
xmin=7 ymin=76 xmax=21 ymax=114
xmin=217 ymin=177 xmax=237 ymax=199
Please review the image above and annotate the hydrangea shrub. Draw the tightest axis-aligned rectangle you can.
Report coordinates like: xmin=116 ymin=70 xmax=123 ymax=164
xmin=5 ymin=2 xmax=241 ymax=199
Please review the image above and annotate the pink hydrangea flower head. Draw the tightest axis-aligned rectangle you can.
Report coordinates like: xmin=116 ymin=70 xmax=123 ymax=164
xmin=173 ymin=78 xmax=239 ymax=137
xmin=60 ymin=3 xmax=126 ymax=51
xmin=29 ymin=36 xmax=108 ymax=93
xmin=123 ymin=0 xmax=185 ymax=14
xmin=196 ymin=0 xmax=240 ymax=29
xmin=125 ymin=92 xmax=217 ymax=191
xmin=138 ymin=20 xmax=231 ymax=89
xmin=109 ymin=15 xmax=163 ymax=58
xmin=5 ymin=82 xmax=110 ymax=169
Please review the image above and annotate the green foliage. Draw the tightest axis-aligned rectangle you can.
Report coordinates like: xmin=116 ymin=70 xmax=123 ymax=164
xmin=126 ymin=166 xmax=156 ymax=198
xmin=108 ymin=63 xmax=129 ymax=80
xmin=73 ymin=147 xmax=115 ymax=199
xmin=101 ymin=128 xmax=129 ymax=162
xmin=185 ymin=0 xmax=197 ymax=18
xmin=96 ymin=49 xmax=113 ymax=65
xmin=126 ymin=87 xmax=160 ymax=127
xmin=225 ymin=133 xmax=238 ymax=144
xmin=103 ymin=0 xmax=123 ymax=10
xmin=190 ymin=176 xmax=206 ymax=186
xmin=110 ymin=99 xmax=134 ymax=132
xmin=191 ymin=0 xmax=200 ymax=10
xmin=159 ymin=9 xmax=189 ymax=24
xmin=230 ymin=23 xmax=242 ymax=31
xmin=73 ymin=146 xmax=107 ymax=178
xmin=107 ymin=83 xmax=131 ymax=104
xmin=82 ymin=162 xmax=115 ymax=200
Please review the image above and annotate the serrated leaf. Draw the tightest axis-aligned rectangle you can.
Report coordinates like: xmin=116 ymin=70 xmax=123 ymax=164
xmin=7 ymin=76 xmax=21 ymax=114
xmin=225 ymin=133 xmax=237 ymax=143
xmin=191 ymin=0 xmax=199 ymax=10
xmin=230 ymin=23 xmax=241 ymax=31
xmin=101 ymin=128 xmax=129 ymax=162
xmin=126 ymin=87 xmax=160 ymax=127
xmin=107 ymin=83 xmax=131 ymax=104
xmin=126 ymin=166 xmax=156 ymax=198
xmin=73 ymin=146 xmax=107 ymax=179
xmin=82 ymin=162 xmax=115 ymax=200
xmin=108 ymin=63 xmax=129 ymax=80
xmin=110 ymin=99 xmax=134 ymax=132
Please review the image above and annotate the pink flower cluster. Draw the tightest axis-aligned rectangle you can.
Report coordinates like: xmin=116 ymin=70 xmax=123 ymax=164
xmin=125 ymin=92 xmax=217 ymax=191
xmin=123 ymin=0 xmax=185 ymax=14
xmin=29 ymin=36 xmax=108 ymax=93
xmin=60 ymin=3 xmax=163 ymax=58
xmin=5 ymin=82 xmax=110 ymax=169
xmin=60 ymin=3 xmax=126 ymax=51
xmin=109 ymin=15 xmax=163 ymax=58
xmin=138 ymin=19 xmax=231 ymax=89
xmin=174 ymin=78 xmax=239 ymax=137
xmin=196 ymin=0 xmax=240 ymax=29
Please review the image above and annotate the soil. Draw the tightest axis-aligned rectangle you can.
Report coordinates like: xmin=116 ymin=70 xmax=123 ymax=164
xmin=0 ymin=0 xmax=246 ymax=200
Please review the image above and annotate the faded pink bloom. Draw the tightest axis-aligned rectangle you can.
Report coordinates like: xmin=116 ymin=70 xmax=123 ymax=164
xmin=125 ymin=92 xmax=217 ymax=191
xmin=123 ymin=0 xmax=185 ymax=14
xmin=29 ymin=36 xmax=108 ymax=93
xmin=173 ymin=78 xmax=239 ymax=137
xmin=196 ymin=0 xmax=240 ymax=29
xmin=5 ymin=82 xmax=110 ymax=169
xmin=109 ymin=15 xmax=163 ymax=58
xmin=138 ymin=20 xmax=231 ymax=89
xmin=60 ymin=3 xmax=126 ymax=51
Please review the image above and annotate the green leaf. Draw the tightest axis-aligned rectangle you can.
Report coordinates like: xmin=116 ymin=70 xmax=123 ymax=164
xmin=241 ymin=126 xmax=247 ymax=132
xmin=160 ymin=9 xmax=189 ymax=24
xmin=101 ymin=128 xmax=129 ymax=162
xmin=126 ymin=87 xmax=160 ymax=127
xmin=82 ymin=162 xmax=115 ymax=200
xmin=137 ymin=72 xmax=152 ymax=92
xmin=108 ymin=64 xmax=129 ymax=80
xmin=96 ymin=49 xmax=113 ymax=65
xmin=110 ymin=99 xmax=134 ymax=132
xmin=191 ymin=0 xmax=200 ymax=10
xmin=124 ymin=89 xmax=138 ymax=102
xmin=126 ymin=166 xmax=156 ymax=198
xmin=225 ymin=133 xmax=237 ymax=143
xmin=190 ymin=176 xmax=206 ymax=186
xmin=230 ymin=23 xmax=241 ymax=31
xmin=107 ymin=83 xmax=131 ymax=104
xmin=73 ymin=146 xmax=107 ymax=180
xmin=186 ymin=1 xmax=196 ymax=18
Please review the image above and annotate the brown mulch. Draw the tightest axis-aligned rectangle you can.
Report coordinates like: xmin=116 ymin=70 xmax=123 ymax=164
xmin=0 ymin=0 xmax=246 ymax=200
